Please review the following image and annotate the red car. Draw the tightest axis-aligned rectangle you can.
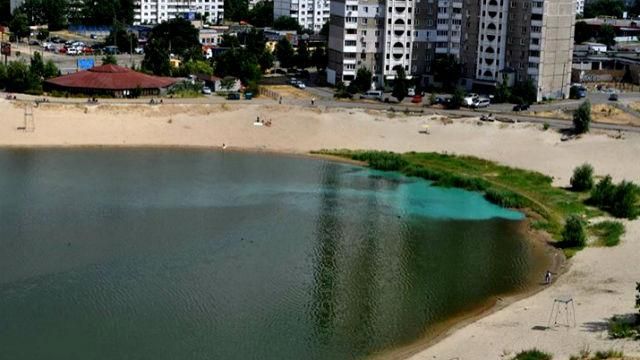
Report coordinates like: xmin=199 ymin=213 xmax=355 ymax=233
xmin=411 ymin=95 xmax=423 ymax=104
xmin=58 ymin=47 xmax=67 ymax=54
xmin=82 ymin=47 xmax=94 ymax=54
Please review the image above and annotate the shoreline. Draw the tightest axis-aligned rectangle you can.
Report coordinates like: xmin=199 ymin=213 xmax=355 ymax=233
xmin=373 ymin=217 xmax=567 ymax=360
xmin=2 ymin=99 xmax=639 ymax=358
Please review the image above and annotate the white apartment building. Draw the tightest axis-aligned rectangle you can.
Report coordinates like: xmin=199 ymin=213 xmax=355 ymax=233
xmin=134 ymin=0 xmax=224 ymax=25
xmin=576 ymin=0 xmax=584 ymax=15
xmin=273 ymin=0 xmax=331 ymax=32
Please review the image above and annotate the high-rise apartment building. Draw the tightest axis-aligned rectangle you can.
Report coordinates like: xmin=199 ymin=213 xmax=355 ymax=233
xmin=134 ymin=0 xmax=224 ymax=25
xmin=576 ymin=0 xmax=584 ymax=15
xmin=328 ymin=0 xmax=575 ymax=101
xmin=274 ymin=0 xmax=331 ymax=31
xmin=327 ymin=0 xmax=414 ymax=84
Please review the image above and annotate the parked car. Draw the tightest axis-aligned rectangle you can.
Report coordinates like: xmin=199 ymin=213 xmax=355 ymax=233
xmin=202 ymin=86 xmax=212 ymax=95
xmin=609 ymin=93 xmax=619 ymax=101
xmin=227 ymin=92 xmax=241 ymax=100
xmin=463 ymin=93 xmax=479 ymax=107
xmin=512 ymin=103 xmax=530 ymax=112
xmin=66 ymin=47 xmax=79 ymax=55
xmin=134 ymin=47 xmax=144 ymax=54
xmin=103 ymin=45 xmax=119 ymax=55
xmin=295 ymin=81 xmax=306 ymax=89
xmin=288 ymin=77 xmax=298 ymax=85
xmin=471 ymin=98 xmax=491 ymax=108
xmin=359 ymin=90 xmax=383 ymax=101
xmin=407 ymin=87 xmax=416 ymax=97
xmin=28 ymin=39 xmax=40 ymax=46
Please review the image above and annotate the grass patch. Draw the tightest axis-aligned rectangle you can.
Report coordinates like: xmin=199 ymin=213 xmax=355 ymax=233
xmin=589 ymin=221 xmax=625 ymax=247
xmin=512 ymin=349 xmax=553 ymax=360
xmin=570 ymin=348 xmax=625 ymax=360
xmin=609 ymin=315 xmax=640 ymax=340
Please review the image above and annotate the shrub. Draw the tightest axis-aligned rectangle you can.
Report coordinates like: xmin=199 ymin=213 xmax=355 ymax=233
xmin=573 ymin=100 xmax=591 ymax=134
xmin=484 ymin=188 xmax=527 ymax=208
xmin=512 ymin=349 xmax=553 ymax=360
xmin=571 ymin=163 xmax=594 ymax=192
xmin=351 ymin=151 xmax=408 ymax=171
xmin=590 ymin=177 xmax=638 ymax=219
xmin=543 ymin=122 xmax=550 ymax=131
xmin=561 ymin=215 xmax=587 ymax=248
xmin=590 ymin=176 xmax=615 ymax=208
xmin=590 ymin=221 xmax=625 ymax=247
xmin=610 ymin=180 xmax=638 ymax=219
xmin=609 ymin=315 xmax=639 ymax=339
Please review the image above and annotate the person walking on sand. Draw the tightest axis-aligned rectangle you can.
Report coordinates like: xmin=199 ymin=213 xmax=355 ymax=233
xmin=279 ymin=96 xmax=282 ymax=104
xmin=311 ymin=98 xmax=315 ymax=106
xmin=544 ymin=270 xmax=552 ymax=284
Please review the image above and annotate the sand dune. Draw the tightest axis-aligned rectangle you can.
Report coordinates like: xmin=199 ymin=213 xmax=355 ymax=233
xmin=1 ymin=98 xmax=639 ymax=359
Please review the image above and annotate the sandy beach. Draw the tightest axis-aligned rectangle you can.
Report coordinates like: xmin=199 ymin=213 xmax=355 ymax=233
xmin=2 ymin=98 xmax=639 ymax=359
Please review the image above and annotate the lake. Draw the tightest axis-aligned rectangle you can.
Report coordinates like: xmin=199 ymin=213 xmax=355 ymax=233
xmin=0 ymin=149 xmax=549 ymax=359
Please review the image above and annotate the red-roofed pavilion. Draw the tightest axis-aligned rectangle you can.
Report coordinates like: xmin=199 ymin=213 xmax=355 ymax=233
xmin=44 ymin=64 xmax=178 ymax=97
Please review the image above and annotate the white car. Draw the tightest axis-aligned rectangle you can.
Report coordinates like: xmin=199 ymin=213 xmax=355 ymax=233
xmin=134 ymin=47 xmax=144 ymax=54
xmin=202 ymin=86 xmax=212 ymax=95
xmin=408 ymin=87 xmax=415 ymax=97
xmin=66 ymin=47 xmax=79 ymax=55
xmin=296 ymin=81 xmax=306 ymax=89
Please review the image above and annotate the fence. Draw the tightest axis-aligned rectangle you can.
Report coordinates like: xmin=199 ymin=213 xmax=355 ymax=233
xmin=259 ymin=87 xmax=282 ymax=100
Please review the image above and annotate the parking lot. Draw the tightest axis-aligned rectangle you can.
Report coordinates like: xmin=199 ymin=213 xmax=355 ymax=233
xmin=4 ymin=40 xmax=144 ymax=74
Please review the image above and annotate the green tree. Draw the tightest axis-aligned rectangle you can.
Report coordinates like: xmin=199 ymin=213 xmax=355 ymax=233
xmin=295 ymin=41 xmax=310 ymax=69
xmin=0 ymin=0 xmax=10 ymax=23
xmin=590 ymin=175 xmax=615 ymax=207
xmin=584 ymin=0 xmax=625 ymax=18
xmin=102 ymin=54 xmax=118 ymax=65
xmin=258 ymin=51 xmax=274 ymax=72
xmin=0 ymin=63 xmax=7 ymax=88
xmin=143 ymin=18 xmax=201 ymax=75
xmin=221 ymin=33 xmax=241 ymax=48
xmin=562 ymin=215 xmax=587 ymax=248
xmin=448 ymin=88 xmax=465 ymax=109
xmin=30 ymin=51 xmax=45 ymax=79
xmin=242 ymin=29 xmax=266 ymax=54
xmin=574 ymin=21 xmax=594 ymax=44
xmin=598 ymin=24 xmax=617 ymax=48
xmin=106 ymin=20 xmax=138 ymax=54
xmin=493 ymin=75 xmax=512 ymax=103
xmin=611 ymin=181 xmax=638 ymax=219
xmin=10 ymin=11 xmax=30 ymax=42
xmin=433 ymin=54 xmax=461 ymax=91
xmin=511 ymin=80 xmax=537 ymax=104
xmin=81 ymin=0 xmax=134 ymax=25
xmin=5 ymin=61 xmax=40 ymax=93
xmin=43 ymin=59 xmax=59 ymax=78
xmin=225 ymin=0 xmax=248 ymax=22
xmin=351 ymin=67 xmax=372 ymax=93
xmin=214 ymin=48 xmax=262 ymax=84
xmin=36 ymin=28 xmax=49 ymax=41
xmin=247 ymin=1 xmax=273 ymax=27
xmin=573 ymin=100 xmax=591 ymax=134
xmin=311 ymin=46 xmax=328 ymax=71
xmin=320 ymin=21 xmax=329 ymax=37
xmin=571 ymin=163 xmax=595 ymax=192
xmin=392 ymin=65 xmax=408 ymax=102
xmin=275 ymin=38 xmax=295 ymax=68
xmin=179 ymin=59 xmax=213 ymax=76
xmin=273 ymin=16 xmax=302 ymax=32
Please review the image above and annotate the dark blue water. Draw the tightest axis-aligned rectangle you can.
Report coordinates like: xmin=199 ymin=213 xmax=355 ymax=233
xmin=0 ymin=149 xmax=546 ymax=360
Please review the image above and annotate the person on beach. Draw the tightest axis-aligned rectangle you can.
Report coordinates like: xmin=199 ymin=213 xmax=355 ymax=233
xmin=279 ymin=97 xmax=282 ymax=104
xmin=311 ymin=98 xmax=315 ymax=106
xmin=544 ymin=270 xmax=552 ymax=284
